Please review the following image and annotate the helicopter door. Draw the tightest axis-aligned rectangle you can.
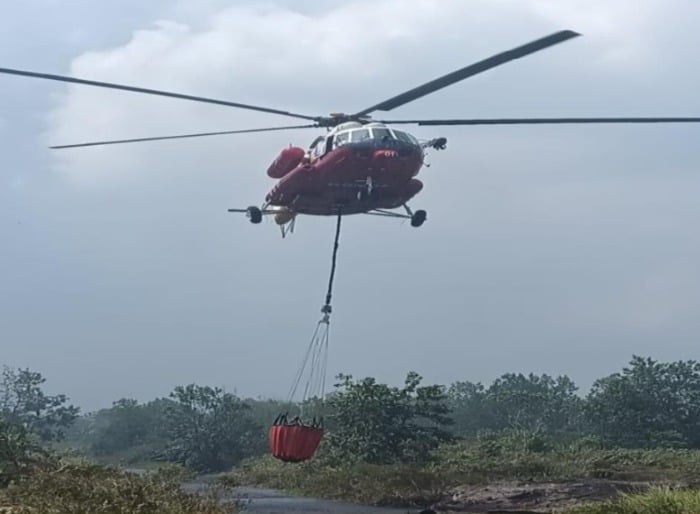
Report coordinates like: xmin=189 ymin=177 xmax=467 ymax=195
xmin=324 ymin=135 xmax=334 ymax=154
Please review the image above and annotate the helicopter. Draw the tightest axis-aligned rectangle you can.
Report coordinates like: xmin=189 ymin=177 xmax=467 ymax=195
xmin=2 ymin=29 xmax=699 ymax=237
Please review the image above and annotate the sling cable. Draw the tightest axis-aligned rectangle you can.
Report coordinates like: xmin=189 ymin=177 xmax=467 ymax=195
xmin=269 ymin=212 xmax=342 ymax=462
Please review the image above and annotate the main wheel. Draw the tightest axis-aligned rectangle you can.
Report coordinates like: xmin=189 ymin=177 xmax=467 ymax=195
xmin=410 ymin=209 xmax=426 ymax=227
xmin=247 ymin=206 xmax=262 ymax=224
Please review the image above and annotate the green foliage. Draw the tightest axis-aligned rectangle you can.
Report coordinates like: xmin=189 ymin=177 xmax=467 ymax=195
xmin=163 ymin=384 xmax=263 ymax=472
xmin=446 ymin=381 xmax=493 ymax=435
xmin=228 ymin=455 xmax=448 ymax=507
xmin=88 ymin=398 xmax=171 ymax=461
xmin=488 ymin=373 xmax=583 ymax=433
xmin=325 ymin=372 xmax=453 ymax=465
xmin=233 ymin=435 xmax=700 ymax=507
xmin=54 ymin=356 xmax=700 ymax=481
xmin=587 ymin=356 xmax=700 ymax=448
xmin=0 ymin=462 xmax=237 ymax=514
xmin=571 ymin=487 xmax=700 ymax=514
xmin=243 ymin=398 xmax=299 ymax=428
xmin=0 ymin=418 xmax=53 ymax=487
xmin=436 ymin=431 xmax=700 ymax=483
xmin=0 ymin=366 xmax=79 ymax=441
xmin=448 ymin=373 xmax=583 ymax=437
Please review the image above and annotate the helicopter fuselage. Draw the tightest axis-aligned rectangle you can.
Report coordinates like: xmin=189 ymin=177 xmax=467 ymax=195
xmin=264 ymin=122 xmax=425 ymax=216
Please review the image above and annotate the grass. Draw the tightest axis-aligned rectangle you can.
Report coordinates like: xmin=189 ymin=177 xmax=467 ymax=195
xmin=227 ymin=433 xmax=700 ymax=508
xmin=434 ymin=435 xmax=700 ymax=483
xmin=224 ymin=456 xmax=449 ymax=507
xmin=0 ymin=462 xmax=238 ymax=514
xmin=570 ymin=487 xmax=700 ymax=514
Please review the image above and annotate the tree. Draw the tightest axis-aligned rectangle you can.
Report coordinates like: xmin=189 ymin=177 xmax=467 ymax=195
xmin=88 ymin=398 xmax=172 ymax=459
xmin=447 ymin=373 xmax=583 ymax=438
xmin=485 ymin=373 xmax=583 ymax=435
xmin=0 ymin=367 xmax=79 ymax=442
xmin=586 ymin=356 xmax=700 ymax=448
xmin=0 ymin=417 xmax=51 ymax=486
xmin=326 ymin=372 xmax=453 ymax=465
xmin=163 ymin=384 xmax=263 ymax=472
xmin=447 ymin=380 xmax=494 ymax=435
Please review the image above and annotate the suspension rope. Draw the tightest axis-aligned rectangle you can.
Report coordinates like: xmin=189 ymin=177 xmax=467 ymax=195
xmin=287 ymin=211 xmax=343 ymax=405
xmin=323 ymin=212 xmax=342 ymax=313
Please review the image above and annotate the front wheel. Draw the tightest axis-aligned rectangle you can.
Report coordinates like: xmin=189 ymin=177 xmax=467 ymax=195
xmin=247 ymin=206 xmax=262 ymax=224
xmin=410 ymin=209 xmax=426 ymax=227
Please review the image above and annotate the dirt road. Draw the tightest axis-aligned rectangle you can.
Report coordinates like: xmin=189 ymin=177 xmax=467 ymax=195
xmin=183 ymin=478 xmax=647 ymax=513
xmin=182 ymin=483 xmax=410 ymax=514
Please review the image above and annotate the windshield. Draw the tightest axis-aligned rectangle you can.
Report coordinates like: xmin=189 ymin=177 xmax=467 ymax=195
xmin=393 ymin=130 xmax=418 ymax=145
xmin=350 ymin=129 xmax=371 ymax=142
xmin=370 ymin=127 xmax=393 ymax=141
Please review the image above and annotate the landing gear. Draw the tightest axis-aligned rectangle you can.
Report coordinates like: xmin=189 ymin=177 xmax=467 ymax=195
xmin=362 ymin=204 xmax=427 ymax=228
xmin=410 ymin=209 xmax=427 ymax=227
xmin=246 ymin=206 xmax=262 ymax=224
xmin=404 ymin=204 xmax=427 ymax=228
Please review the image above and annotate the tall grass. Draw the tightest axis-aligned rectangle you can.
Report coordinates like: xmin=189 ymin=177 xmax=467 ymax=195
xmin=571 ymin=487 xmax=700 ymax=514
xmin=0 ymin=463 xmax=238 ymax=514
xmin=229 ymin=432 xmax=700 ymax=507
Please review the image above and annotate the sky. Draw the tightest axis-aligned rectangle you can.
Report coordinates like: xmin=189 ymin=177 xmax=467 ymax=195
xmin=2 ymin=0 xmax=700 ymax=411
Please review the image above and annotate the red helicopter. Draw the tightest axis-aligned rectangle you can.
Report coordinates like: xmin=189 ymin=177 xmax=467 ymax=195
xmin=2 ymin=29 xmax=699 ymax=237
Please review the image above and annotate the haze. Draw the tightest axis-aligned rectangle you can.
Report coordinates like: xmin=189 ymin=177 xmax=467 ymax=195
xmin=2 ymin=0 xmax=699 ymax=411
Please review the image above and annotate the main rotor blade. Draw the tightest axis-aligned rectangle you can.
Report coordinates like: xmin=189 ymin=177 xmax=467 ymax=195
xmin=49 ymin=124 xmax=319 ymax=149
xmin=353 ymin=30 xmax=580 ymax=117
xmin=0 ymin=67 xmax=318 ymax=122
xmin=381 ymin=117 xmax=700 ymax=126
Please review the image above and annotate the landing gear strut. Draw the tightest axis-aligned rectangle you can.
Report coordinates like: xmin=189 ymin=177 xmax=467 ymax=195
xmin=403 ymin=204 xmax=427 ymax=227
xmin=363 ymin=204 xmax=426 ymax=227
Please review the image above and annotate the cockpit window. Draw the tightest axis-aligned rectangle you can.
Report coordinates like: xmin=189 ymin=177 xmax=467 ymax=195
xmin=393 ymin=130 xmax=418 ymax=145
xmin=350 ymin=129 xmax=370 ymax=142
xmin=370 ymin=127 xmax=393 ymax=141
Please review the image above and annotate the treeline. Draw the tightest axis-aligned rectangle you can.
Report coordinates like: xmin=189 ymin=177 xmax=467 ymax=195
xmin=4 ymin=355 xmax=700 ymax=475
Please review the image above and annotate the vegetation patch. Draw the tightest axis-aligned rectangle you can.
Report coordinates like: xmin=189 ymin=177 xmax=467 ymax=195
xmin=6 ymin=356 xmax=700 ymax=512
xmin=230 ymin=434 xmax=700 ymax=509
xmin=570 ymin=486 xmax=700 ymax=514
xmin=0 ymin=463 xmax=237 ymax=514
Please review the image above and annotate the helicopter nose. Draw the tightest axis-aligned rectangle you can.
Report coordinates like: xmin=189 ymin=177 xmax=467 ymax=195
xmin=372 ymin=148 xmax=398 ymax=162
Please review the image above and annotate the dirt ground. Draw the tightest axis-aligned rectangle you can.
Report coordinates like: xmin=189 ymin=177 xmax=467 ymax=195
xmin=433 ymin=479 xmax=650 ymax=513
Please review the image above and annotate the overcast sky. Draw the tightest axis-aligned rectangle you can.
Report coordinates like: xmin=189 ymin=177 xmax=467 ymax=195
xmin=2 ymin=0 xmax=700 ymax=411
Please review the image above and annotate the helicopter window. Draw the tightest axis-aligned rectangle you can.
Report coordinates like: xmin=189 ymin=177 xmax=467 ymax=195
xmin=311 ymin=137 xmax=326 ymax=157
xmin=394 ymin=130 xmax=408 ymax=142
xmin=370 ymin=127 xmax=393 ymax=141
xmin=309 ymin=135 xmax=323 ymax=149
xmin=350 ymin=129 xmax=370 ymax=142
xmin=334 ymin=131 xmax=350 ymax=147
xmin=393 ymin=130 xmax=415 ymax=144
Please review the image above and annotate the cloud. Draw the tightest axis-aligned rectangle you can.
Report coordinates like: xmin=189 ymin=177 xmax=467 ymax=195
xmin=45 ymin=0 xmax=700 ymax=184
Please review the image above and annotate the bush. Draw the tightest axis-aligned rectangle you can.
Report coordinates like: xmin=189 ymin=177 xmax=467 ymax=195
xmin=163 ymin=385 xmax=264 ymax=472
xmin=227 ymin=455 xmax=450 ymax=507
xmin=436 ymin=432 xmax=700 ymax=483
xmin=0 ymin=463 xmax=238 ymax=514
xmin=325 ymin=372 xmax=453 ymax=465
xmin=0 ymin=418 xmax=53 ymax=487
xmin=231 ymin=433 xmax=700 ymax=506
